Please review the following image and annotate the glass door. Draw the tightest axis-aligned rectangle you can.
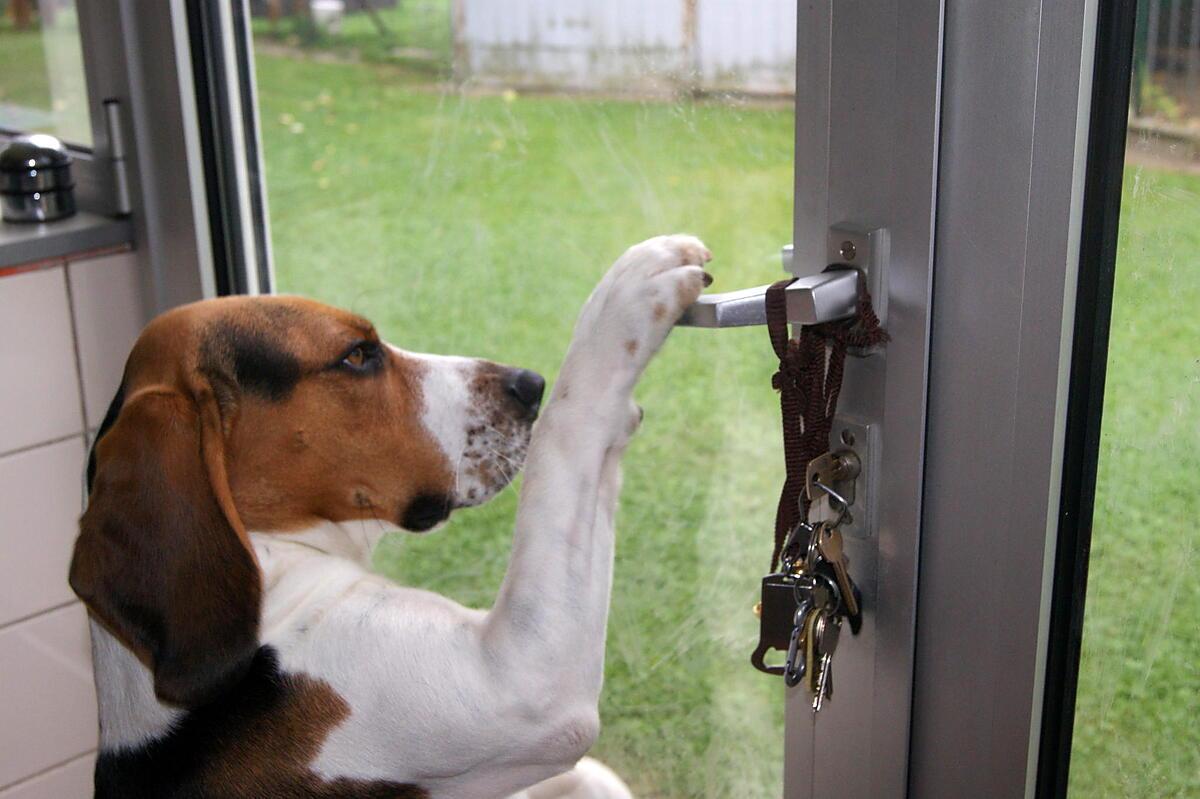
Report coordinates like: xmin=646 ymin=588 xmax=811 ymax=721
xmin=1042 ymin=2 xmax=1200 ymax=797
xmin=246 ymin=2 xmax=803 ymax=795
xmin=198 ymin=1 xmax=1156 ymax=797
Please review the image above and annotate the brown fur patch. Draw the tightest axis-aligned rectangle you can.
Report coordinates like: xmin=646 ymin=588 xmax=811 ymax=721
xmin=652 ymin=302 xmax=668 ymax=321
xmin=201 ymin=669 xmax=425 ymax=798
xmin=625 ymin=339 xmax=638 ymax=355
xmin=94 ymin=647 xmax=427 ymax=798
xmin=676 ymin=280 xmax=697 ymax=307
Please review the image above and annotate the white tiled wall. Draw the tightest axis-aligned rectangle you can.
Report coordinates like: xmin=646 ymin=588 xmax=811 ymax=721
xmin=0 ymin=251 xmax=145 ymax=796
xmin=0 ymin=437 xmax=87 ymax=627
xmin=0 ymin=269 xmax=82 ymax=454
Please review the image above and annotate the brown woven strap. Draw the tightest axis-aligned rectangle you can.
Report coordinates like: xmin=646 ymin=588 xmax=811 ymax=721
xmin=766 ymin=268 xmax=889 ymax=571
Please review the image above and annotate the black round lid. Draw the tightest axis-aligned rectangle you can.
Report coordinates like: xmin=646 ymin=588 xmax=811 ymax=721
xmin=0 ymin=134 xmax=71 ymax=172
xmin=0 ymin=134 xmax=73 ymax=194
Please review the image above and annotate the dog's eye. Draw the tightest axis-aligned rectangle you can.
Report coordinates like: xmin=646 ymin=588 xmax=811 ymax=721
xmin=341 ymin=342 xmax=380 ymax=371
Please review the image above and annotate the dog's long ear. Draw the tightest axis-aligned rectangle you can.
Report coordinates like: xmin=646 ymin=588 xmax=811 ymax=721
xmin=70 ymin=383 xmax=261 ymax=708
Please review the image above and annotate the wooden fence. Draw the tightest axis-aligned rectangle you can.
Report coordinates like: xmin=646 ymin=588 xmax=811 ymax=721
xmin=452 ymin=0 xmax=797 ymax=96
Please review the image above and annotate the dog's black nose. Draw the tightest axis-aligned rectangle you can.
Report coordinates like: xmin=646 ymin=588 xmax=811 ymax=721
xmin=504 ymin=368 xmax=545 ymax=415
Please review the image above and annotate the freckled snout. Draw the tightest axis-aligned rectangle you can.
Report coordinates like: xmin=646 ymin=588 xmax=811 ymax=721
xmin=503 ymin=368 xmax=545 ymax=419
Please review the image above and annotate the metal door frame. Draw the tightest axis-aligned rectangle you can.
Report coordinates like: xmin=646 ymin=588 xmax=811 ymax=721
xmin=784 ymin=1 xmax=943 ymax=796
xmin=786 ymin=0 xmax=1112 ymax=797
xmin=910 ymin=0 xmax=1103 ymax=795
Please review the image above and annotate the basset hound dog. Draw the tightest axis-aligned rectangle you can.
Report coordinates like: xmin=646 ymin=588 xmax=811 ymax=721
xmin=70 ymin=235 xmax=713 ymax=798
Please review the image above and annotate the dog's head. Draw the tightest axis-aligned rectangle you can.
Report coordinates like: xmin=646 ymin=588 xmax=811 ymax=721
xmin=70 ymin=295 xmax=542 ymax=706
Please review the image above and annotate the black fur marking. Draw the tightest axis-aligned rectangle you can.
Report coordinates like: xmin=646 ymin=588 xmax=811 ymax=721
xmin=230 ymin=330 xmax=303 ymax=401
xmin=202 ymin=325 xmax=303 ymax=402
xmin=400 ymin=494 xmax=452 ymax=532
xmin=94 ymin=646 xmax=427 ymax=799
xmin=87 ymin=383 xmax=125 ymax=493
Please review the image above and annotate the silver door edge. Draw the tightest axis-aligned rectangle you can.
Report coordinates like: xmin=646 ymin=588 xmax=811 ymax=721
xmin=910 ymin=1 xmax=1100 ymax=797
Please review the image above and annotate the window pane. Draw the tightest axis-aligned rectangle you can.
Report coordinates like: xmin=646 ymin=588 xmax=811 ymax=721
xmin=252 ymin=1 xmax=795 ymax=795
xmin=1069 ymin=2 xmax=1200 ymax=796
xmin=0 ymin=0 xmax=91 ymax=146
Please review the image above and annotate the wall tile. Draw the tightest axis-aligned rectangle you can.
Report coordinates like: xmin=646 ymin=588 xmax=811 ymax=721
xmin=66 ymin=253 xmax=146 ymax=429
xmin=0 ymin=268 xmax=83 ymax=454
xmin=0 ymin=437 xmax=86 ymax=627
xmin=0 ymin=604 xmax=97 ymax=789
xmin=0 ymin=752 xmax=93 ymax=798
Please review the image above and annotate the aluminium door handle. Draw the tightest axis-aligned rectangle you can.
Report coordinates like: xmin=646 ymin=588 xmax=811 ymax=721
xmin=676 ymin=269 xmax=858 ymax=328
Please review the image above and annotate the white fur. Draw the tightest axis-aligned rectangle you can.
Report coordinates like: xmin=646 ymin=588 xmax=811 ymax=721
xmin=89 ymin=619 xmax=182 ymax=752
xmin=88 ymin=235 xmax=709 ymax=798
xmin=406 ymin=348 xmax=533 ymax=509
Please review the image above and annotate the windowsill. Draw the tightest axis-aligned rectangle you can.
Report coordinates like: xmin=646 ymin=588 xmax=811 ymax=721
xmin=0 ymin=212 xmax=134 ymax=274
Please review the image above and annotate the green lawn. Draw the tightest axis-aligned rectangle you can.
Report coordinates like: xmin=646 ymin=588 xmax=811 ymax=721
xmin=0 ymin=14 xmax=92 ymax=144
xmin=1067 ymin=166 xmax=1200 ymax=799
xmin=0 ymin=20 xmax=53 ymax=114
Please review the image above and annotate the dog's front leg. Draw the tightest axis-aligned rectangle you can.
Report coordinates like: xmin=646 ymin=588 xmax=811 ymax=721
xmin=484 ymin=235 xmax=711 ymax=759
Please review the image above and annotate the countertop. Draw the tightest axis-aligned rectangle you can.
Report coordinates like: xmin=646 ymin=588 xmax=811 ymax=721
xmin=0 ymin=212 xmax=134 ymax=272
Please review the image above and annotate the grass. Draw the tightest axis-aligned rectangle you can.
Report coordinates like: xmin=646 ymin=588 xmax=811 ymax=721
xmin=0 ymin=15 xmax=92 ymax=144
xmin=1067 ymin=166 xmax=1200 ymax=799
xmin=0 ymin=19 xmax=53 ymax=114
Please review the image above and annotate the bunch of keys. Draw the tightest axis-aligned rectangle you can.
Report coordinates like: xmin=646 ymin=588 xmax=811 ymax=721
xmin=750 ymin=463 xmax=863 ymax=712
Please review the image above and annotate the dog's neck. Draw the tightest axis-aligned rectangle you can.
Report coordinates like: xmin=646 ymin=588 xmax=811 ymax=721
xmin=254 ymin=517 xmax=395 ymax=567
xmin=89 ymin=519 xmax=394 ymax=753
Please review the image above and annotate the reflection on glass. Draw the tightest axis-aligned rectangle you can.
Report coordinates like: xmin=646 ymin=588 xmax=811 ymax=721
xmin=253 ymin=1 xmax=795 ymax=795
xmin=1069 ymin=2 xmax=1200 ymax=796
xmin=0 ymin=0 xmax=91 ymax=146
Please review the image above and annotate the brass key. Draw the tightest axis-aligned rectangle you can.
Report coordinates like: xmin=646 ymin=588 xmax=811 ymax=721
xmin=803 ymin=606 xmax=819 ymax=693
xmin=817 ymin=524 xmax=860 ymax=619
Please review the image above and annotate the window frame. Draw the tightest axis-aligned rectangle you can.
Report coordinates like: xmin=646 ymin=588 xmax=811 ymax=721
xmin=183 ymin=0 xmax=274 ymax=296
xmin=0 ymin=2 xmax=124 ymax=216
xmin=1035 ymin=1 xmax=1139 ymax=796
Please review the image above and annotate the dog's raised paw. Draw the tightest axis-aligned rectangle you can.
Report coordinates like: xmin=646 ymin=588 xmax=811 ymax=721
xmin=563 ymin=234 xmax=713 ymax=404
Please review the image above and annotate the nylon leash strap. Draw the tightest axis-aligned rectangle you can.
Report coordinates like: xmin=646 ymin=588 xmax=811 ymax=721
xmin=765 ymin=268 xmax=889 ymax=571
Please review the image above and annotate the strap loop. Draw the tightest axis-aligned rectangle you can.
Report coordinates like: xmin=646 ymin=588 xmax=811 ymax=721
xmin=766 ymin=266 xmax=888 ymax=570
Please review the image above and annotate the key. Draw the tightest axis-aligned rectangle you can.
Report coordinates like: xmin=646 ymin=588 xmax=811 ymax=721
xmin=751 ymin=573 xmax=803 ymax=675
xmin=814 ymin=610 xmax=841 ymax=661
xmin=817 ymin=523 xmax=860 ymax=620
xmin=812 ymin=652 xmax=833 ymax=712
xmin=810 ymin=612 xmax=840 ymax=711
xmin=803 ymin=606 xmax=819 ymax=692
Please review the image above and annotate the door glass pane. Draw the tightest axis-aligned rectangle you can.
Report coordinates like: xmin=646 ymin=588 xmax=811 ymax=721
xmin=1069 ymin=3 xmax=1200 ymax=796
xmin=251 ymin=2 xmax=795 ymax=796
xmin=0 ymin=0 xmax=91 ymax=146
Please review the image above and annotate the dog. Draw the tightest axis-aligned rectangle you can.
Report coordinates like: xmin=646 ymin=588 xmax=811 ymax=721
xmin=70 ymin=234 xmax=713 ymax=798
